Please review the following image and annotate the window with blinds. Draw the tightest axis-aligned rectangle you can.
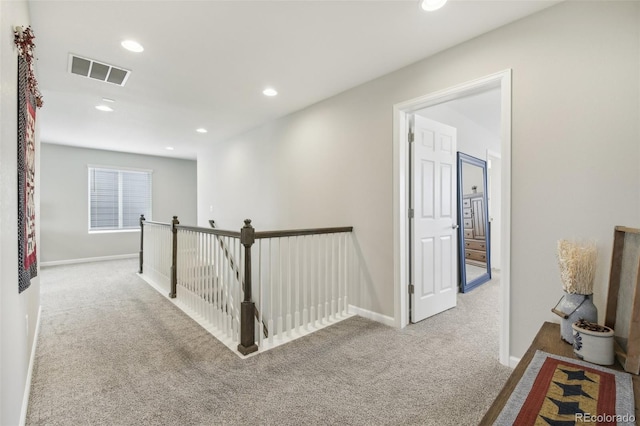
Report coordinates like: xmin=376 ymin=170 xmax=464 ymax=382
xmin=88 ymin=166 xmax=152 ymax=231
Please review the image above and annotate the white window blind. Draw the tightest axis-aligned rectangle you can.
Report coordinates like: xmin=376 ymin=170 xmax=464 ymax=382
xmin=89 ymin=166 xmax=151 ymax=231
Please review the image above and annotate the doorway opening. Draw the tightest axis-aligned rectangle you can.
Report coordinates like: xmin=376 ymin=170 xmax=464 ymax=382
xmin=393 ymin=70 xmax=512 ymax=366
xmin=417 ymin=88 xmax=500 ymax=294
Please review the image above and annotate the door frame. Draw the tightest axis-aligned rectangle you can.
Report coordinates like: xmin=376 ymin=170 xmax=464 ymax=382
xmin=486 ymin=149 xmax=502 ymax=271
xmin=392 ymin=69 xmax=512 ymax=366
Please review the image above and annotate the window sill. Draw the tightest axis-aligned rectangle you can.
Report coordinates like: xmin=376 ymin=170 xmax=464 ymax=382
xmin=88 ymin=229 xmax=140 ymax=234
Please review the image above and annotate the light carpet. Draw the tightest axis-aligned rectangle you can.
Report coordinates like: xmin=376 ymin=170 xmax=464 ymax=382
xmin=27 ymin=258 xmax=511 ymax=425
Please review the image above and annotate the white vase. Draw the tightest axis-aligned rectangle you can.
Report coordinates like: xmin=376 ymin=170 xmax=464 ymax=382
xmin=572 ymin=320 xmax=615 ymax=365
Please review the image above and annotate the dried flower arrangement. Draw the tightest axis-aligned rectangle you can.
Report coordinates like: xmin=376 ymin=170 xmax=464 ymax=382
xmin=557 ymin=239 xmax=597 ymax=294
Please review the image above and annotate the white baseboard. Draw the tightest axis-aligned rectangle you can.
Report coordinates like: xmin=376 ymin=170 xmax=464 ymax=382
xmin=40 ymin=253 xmax=137 ymax=267
xmin=348 ymin=304 xmax=395 ymax=327
xmin=509 ymin=355 xmax=521 ymax=369
xmin=20 ymin=305 xmax=42 ymax=426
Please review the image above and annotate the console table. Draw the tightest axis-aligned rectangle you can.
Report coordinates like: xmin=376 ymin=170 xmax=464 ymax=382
xmin=480 ymin=321 xmax=640 ymax=424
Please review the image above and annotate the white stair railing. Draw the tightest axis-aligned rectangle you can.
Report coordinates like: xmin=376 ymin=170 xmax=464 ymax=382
xmin=176 ymin=227 xmax=242 ymax=346
xmin=253 ymin=228 xmax=354 ymax=350
xmin=141 ymin=220 xmax=172 ymax=295
xmin=138 ymin=217 xmax=357 ymax=356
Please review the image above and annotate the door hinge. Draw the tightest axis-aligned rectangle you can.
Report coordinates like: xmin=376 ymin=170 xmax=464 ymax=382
xmin=408 ymin=130 xmax=415 ymax=143
xmin=409 ymin=284 xmax=415 ymax=294
xmin=408 ymin=208 xmax=414 ymax=219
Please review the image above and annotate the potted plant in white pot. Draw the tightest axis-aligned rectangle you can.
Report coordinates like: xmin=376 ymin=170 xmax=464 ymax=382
xmin=572 ymin=319 xmax=615 ymax=365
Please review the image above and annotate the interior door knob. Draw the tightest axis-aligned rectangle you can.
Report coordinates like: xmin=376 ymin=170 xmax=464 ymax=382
xmin=452 ymin=224 xmax=459 ymax=229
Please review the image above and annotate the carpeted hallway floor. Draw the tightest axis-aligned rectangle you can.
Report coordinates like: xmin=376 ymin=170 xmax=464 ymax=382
xmin=27 ymin=258 xmax=511 ymax=425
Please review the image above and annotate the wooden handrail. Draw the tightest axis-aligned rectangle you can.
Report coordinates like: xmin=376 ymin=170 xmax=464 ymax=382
xmin=143 ymin=220 xmax=172 ymax=227
xmin=202 ymin=222 xmax=352 ymax=239
xmin=255 ymin=226 xmax=353 ymax=239
xmin=176 ymin=224 xmax=241 ymax=239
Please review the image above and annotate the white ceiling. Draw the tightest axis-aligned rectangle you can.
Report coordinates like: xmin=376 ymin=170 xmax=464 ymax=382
xmin=29 ymin=0 xmax=559 ymax=160
xmin=418 ymin=87 xmax=502 ymax=137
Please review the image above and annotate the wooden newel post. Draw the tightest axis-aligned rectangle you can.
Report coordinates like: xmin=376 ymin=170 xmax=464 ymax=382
xmin=238 ymin=219 xmax=258 ymax=355
xmin=170 ymin=215 xmax=179 ymax=298
xmin=139 ymin=214 xmax=145 ymax=274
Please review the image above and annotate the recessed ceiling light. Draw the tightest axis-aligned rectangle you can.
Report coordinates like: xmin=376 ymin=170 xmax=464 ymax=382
xmin=95 ymin=105 xmax=113 ymax=112
xmin=165 ymin=147 xmax=174 ymax=151
xmin=196 ymin=128 xmax=208 ymax=133
xmin=102 ymin=97 xmax=115 ymax=103
xmin=121 ymin=40 xmax=144 ymax=53
xmin=420 ymin=0 xmax=447 ymax=11
xmin=263 ymin=88 xmax=278 ymax=97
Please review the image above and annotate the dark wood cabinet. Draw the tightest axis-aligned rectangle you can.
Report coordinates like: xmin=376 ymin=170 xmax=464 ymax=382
xmin=463 ymin=192 xmax=486 ymax=266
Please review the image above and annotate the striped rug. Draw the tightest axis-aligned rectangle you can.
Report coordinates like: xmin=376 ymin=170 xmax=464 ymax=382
xmin=496 ymin=350 xmax=635 ymax=425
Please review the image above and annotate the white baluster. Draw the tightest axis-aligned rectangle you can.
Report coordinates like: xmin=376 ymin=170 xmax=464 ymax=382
xmin=215 ymin=234 xmax=221 ymax=330
xmin=236 ymin=237 xmax=241 ymax=343
xmin=338 ymin=232 xmax=343 ymax=316
xmin=202 ymin=233 xmax=207 ymax=323
xmin=302 ymin=235 xmax=309 ymax=331
xmin=294 ymin=236 xmax=300 ymax=333
xmin=228 ymin=236 xmax=233 ymax=339
xmin=201 ymin=233 xmax=206 ymax=320
xmin=322 ymin=234 xmax=328 ymax=324
xmin=285 ymin=237 xmax=292 ymax=338
xmin=267 ymin=239 xmax=274 ymax=346
xmin=275 ymin=238 xmax=281 ymax=338
xmin=310 ymin=234 xmax=317 ymax=328
xmin=208 ymin=234 xmax=214 ymax=326
xmin=258 ymin=240 xmax=263 ymax=347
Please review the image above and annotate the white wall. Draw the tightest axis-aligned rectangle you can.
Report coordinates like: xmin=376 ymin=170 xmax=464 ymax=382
xmin=40 ymin=144 xmax=197 ymax=263
xmin=416 ymin=94 xmax=501 ymax=160
xmin=198 ymin=98 xmax=393 ymax=315
xmin=1 ymin=1 xmax=42 ymax=424
xmin=461 ymin=163 xmax=484 ymax=196
xmin=197 ymin=2 xmax=640 ymax=359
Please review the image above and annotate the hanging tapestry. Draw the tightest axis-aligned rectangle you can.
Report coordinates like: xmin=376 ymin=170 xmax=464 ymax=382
xmin=15 ymin=26 xmax=42 ymax=293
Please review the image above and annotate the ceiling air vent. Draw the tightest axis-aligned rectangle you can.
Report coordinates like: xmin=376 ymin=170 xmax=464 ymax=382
xmin=68 ymin=54 xmax=131 ymax=86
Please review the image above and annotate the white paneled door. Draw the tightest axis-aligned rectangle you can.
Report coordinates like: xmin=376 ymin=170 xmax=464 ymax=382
xmin=410 ymin=115 xmax=458 ymax=323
